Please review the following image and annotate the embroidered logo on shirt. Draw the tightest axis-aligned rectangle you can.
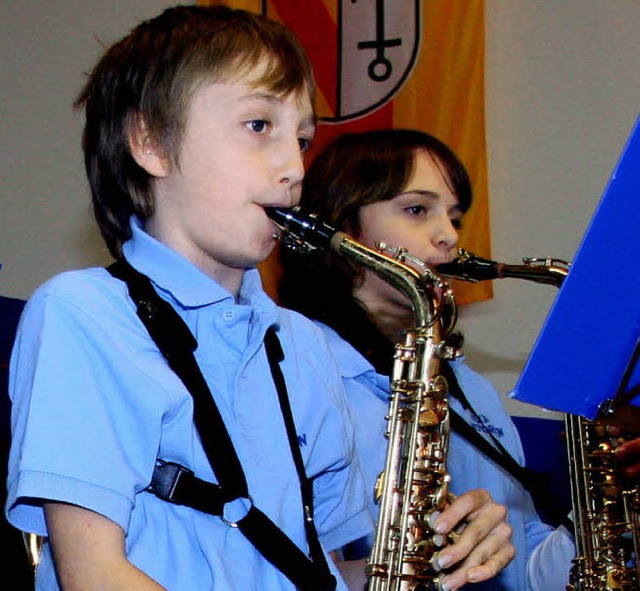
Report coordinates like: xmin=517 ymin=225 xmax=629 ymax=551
xmin=298 ymin=433 xmax=307 ymax=447
xmin=470 ymin=414 xmax=504 ymax=438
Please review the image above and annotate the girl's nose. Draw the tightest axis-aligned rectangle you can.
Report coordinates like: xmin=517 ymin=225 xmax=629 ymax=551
xmin=432 ymin=217 xmax=459 ymax=255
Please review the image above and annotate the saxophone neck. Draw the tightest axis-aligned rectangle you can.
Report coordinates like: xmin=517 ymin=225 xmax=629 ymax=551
xmin=437 ymin=248 xmax=570 ymax=288
xmin=268 ymin=206 xmax=445 ymax=329
xmin=336 ymin=238 xmax=435 ymax=327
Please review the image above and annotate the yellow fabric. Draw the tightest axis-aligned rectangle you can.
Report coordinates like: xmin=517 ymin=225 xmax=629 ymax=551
xmin=199 ymin=1 xmax=492 ymax=304
xmin=393 ymin=1 xmax=492 ymax=304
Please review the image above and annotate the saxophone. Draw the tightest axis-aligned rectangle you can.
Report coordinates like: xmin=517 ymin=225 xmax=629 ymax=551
xmin=438 ymin=248 xmax=640 ymax=591
xmin=436 ymin=247 xmax=570 ymax=287
xmin=268 ymin=207 xmax=460 ymax=591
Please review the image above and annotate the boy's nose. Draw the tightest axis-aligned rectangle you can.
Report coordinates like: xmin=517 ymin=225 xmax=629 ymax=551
xmin=278 ymin=141 xmax=305 ymax=190
xmin=279 ymin=175 xmax=303 ymax=208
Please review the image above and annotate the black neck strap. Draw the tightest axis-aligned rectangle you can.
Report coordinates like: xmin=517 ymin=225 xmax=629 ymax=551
xmin=107 ymin=259 xmax=336 ymax=591
xmin=441 ymin=363 xmax=572 ymax=531
xmin=263 ymin=330 xmax=325 ymax=553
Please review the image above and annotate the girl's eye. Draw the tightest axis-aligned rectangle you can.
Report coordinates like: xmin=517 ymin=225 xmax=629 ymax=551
xmin=247 ymin=119 xmax=270 ymax=133
xmin=451 ymin=218 xmax=463 ymax=231
xmin=405 ymin=205 xmax=426 ymax=216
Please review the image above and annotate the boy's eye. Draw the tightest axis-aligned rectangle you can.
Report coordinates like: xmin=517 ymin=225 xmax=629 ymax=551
xmin=247 ymin=119 xmax=270 ymax=133
xmin=298 ymin=137 xmax=312 ymax=153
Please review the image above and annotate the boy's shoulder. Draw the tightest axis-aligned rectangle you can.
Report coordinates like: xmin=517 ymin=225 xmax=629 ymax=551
xmin=275 ymin=308 xmax=372 ymax=378
xmin=25 ymin=266 xmax=129 ymax=321
xmin=32 ymin=266 xmax=118 ymax=299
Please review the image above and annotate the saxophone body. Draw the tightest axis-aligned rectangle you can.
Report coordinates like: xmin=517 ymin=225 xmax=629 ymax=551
xmin=565 ymin=414 xmax=640 ymax=590
xmin=268 ymin=208 xmax=460 ymax=591
xmin=439 ymin=248 xmax=640 ymax=590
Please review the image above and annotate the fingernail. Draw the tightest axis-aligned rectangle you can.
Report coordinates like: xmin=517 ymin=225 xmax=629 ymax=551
xmin=431 ymin=514 xmax=447 ymax=534
xmin=432 ymin=552 xmax=442 ymax=572
xmin=434 ymin=552 xmax=451 ymax=571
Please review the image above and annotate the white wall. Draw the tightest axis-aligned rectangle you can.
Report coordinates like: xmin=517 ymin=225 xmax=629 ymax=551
xmin=0 ymin=0 xmax=175 ymax=295
xmin=1 ymin=1 xmax=639 ymax=417
xmin=468 ymin=0 xmax=640 ymax=416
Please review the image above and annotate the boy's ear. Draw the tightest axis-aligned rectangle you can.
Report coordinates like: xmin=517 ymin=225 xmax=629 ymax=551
xmin=128 ymin=116 xmax=171 ymax=178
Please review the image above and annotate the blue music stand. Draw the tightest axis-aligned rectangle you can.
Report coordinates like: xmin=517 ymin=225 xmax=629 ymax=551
xmin=511 ymin=115 xmax=640 ymax=419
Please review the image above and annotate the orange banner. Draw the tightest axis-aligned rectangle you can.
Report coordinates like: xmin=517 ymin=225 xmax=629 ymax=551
xmin=200 ymin=1 xmax=492 ymax=304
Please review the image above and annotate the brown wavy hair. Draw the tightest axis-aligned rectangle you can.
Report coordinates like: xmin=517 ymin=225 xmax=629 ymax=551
xmin=279 ymin=128 xmax=471 ymax=327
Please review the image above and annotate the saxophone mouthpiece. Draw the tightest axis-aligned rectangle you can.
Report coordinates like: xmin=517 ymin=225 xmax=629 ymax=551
xmin=266 ymin=207 xmax=337 ymax=252
xmin=436 ymin=249 xmax=502 ymax=282
xmin=265 ymin=207 xmax=291 ymax=228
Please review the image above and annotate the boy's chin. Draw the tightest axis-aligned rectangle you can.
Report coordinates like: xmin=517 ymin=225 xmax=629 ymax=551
xmin=242 ymin=239 xmax=278 ymax=269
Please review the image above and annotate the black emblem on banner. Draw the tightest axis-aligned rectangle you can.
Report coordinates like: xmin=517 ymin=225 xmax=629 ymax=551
xmin=328 ymin=0 xmax=421 ymax=122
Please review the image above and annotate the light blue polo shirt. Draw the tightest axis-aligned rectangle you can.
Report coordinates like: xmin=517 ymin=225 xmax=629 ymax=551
xmin=6 ymin=217 xmax=373 ymax=590
xmin=319 ymin=323 xmax=574 ymax=591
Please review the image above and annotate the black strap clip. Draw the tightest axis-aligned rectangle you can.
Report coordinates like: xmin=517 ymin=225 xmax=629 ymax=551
xmin=148 ymin=460 xmax=194 ymax=502
xmin=149 ymin=459 xmax=228 ymax=516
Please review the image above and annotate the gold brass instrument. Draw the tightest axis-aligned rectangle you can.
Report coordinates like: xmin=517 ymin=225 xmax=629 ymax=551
xmin=564 ymin=415 xmax=640 ymax=590
xmin=438 ymin=248 xmax=640 ymax=591
xmin=437 ymin=247 xmax=569 ymax=288
xmin=23 ymin=532 xmax=42 ymax=573
xmin=268 ymin=207 xmax=460 ymax=591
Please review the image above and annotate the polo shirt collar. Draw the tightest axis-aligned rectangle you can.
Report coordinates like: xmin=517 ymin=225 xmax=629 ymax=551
xmin=121 ymin=216 xmax=276 ymax=315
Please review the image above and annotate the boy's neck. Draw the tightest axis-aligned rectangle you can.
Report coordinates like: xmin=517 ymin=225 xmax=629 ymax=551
xmin=193 ymin=260 xmax=245 ymax=300
xmin=211 ymin=267 xmax=244 ymax=300
xmin=145 ymin=217 xmax=245 ymax=299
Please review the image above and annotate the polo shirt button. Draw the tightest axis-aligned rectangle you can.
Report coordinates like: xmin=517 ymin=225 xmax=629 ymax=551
xmin=223 ymin=309 xmax=235 ymax=321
